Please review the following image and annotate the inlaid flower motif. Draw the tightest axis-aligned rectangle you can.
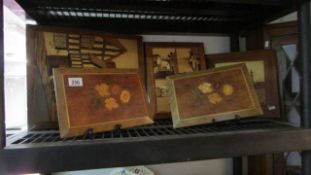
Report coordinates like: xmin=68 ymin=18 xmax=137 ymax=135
xmin=105 ymin=97 xmax=119 ymax=110
xmin=120 ymin=90 xmax=131 ymax=103
xmin=222 ymin=84 xmax=234 ymax=96
xmin=94 ymin=82 xmax=132 ymax=111
xmin=198 ymin=82 xmax=214 ymax=94
xmin=111 ymin=84 xmax=121 ymax=95
xmin=95 ymin=83 xmax=110 ymax=97
xmin=208 ymin=92 xmax=223 ymax=104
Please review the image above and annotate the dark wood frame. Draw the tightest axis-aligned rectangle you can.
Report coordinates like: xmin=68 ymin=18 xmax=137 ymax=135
xmin=27 ymin=25 xmax=145 ymax=128
xmin=145 ymin=42 xmax=206 ymax=119
xmin=167 ymin=64 xmax=263 ymax=128
xmin=207 ymin=50 xmax=281 ymax=119
xmin=246 ymin=21 xmax=298 ymax=51
xmin=53 ymin=68 xmax=153 ymax=138
xmin=264 ymin=22 xmax=298 ymax=49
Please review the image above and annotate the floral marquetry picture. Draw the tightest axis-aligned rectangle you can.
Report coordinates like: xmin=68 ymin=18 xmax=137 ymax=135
xmin=167 ymin=64 xmax=263 ymax=128
xmin=53 ymin=68 xmax=153 ymax=138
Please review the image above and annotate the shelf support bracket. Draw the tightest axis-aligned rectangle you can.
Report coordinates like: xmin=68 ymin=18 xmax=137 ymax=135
xmin=0 ymin=0 xmax=5 ymax=149
xmin=298 ymin=1 xmax=311 ymax=175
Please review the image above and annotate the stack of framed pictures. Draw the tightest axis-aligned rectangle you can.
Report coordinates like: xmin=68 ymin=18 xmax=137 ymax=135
xmin=27 ymin=25 xmax=145 ymax=128
xmin=26 ymin=24 xmax=280 ymax=137
xmin=206 ymin=50 xmax=280 ymax=119
xmin=145 ymin=42 xmax=206 ymax=119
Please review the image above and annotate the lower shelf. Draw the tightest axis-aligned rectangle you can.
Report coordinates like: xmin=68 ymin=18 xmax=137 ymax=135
xmin=1 ymin=118 xmax=311 ymax=174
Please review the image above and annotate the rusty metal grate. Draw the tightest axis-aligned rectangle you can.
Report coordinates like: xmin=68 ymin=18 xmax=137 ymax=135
xmin=6 ymin=119 xmax=294 ymax=146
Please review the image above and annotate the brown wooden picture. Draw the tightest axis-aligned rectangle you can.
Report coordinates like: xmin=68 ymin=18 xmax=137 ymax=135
xmin=145 ymin=42 xmax=206 ymax=119
xmin=53 ymin=68 xmax=153 ymax=138
xmin=167 ymin=64 xmax=263 ymax=128
xmin=206 ymin=50 xmax=280 ymax=118
xmin=27 ymin=25 xmax=144 ymax=128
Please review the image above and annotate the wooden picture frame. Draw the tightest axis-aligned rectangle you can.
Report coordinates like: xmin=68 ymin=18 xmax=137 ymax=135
xmin=167 ymin=64 xmax=263 ymax=128
xmin=206 ymin=50 xmax=280 ymax=118
xmin=27 ymin=25 xmax=144 ymax=128
xmin=53 ymin=68 xmax=153 ymax=138
xmin=145 ymin=42 xmax=206 ymax=119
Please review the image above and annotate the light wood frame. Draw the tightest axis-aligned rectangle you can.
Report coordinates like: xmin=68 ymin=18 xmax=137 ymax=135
xmin=53 ymin=68 xmax=153 ymax=138
xmin=167 ymin=64 xmax=263 ymax=128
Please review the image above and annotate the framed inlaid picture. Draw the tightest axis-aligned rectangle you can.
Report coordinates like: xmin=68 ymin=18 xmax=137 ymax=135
xmin=145 ymin=42 xmax=206 ymax=119
xmin=27 ymin=25 xmax=144 ymax=128
xmin=206 ymin=50 xmax=280 ymax=118
xmin=53 ymin=68 xmax=152 ymax=138
xmin=167 ymin=64 xmax=263 ymax=128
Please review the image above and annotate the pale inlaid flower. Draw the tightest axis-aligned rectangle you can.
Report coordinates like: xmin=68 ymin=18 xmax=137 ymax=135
xmin=105 ymin=97 xmax=119 ymax=111
xmin=208 ymin=92 xmax=223 ymax=104
xmin=120 ymin=90 xmax=131 ymax=103
xmin=222 ymin=84 xmax=234 ymax=96
xmin=198 ymin=82 xmax=214 ymax=94
xmin=95 ymin=83 xmax=110 ymax=97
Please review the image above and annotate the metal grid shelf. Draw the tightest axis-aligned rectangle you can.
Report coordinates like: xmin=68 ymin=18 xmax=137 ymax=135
xmin=15 ymin=0 xmax=296 ymax=34
xmin=5 ymin=119 xmax=293 ymax=146
xmin=2 ymin=118 xmax=311 ymax=174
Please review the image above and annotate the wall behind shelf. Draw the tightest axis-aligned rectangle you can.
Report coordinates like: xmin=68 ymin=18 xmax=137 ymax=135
xmin=142 ymin=35 xmax=231 ymax=54
xmin=269 ymin=12 xmax=297 ymax=24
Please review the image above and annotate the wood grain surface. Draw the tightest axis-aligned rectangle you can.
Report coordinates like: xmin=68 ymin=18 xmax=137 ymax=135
xmin=53 ymin=68 xmax=153 ymax=137
xmin=168 ymin=64 xmax=263 ymax=128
